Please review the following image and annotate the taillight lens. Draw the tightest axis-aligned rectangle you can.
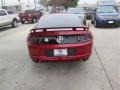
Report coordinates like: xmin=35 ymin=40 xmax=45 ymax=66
xmin=78 ymin=34 xmax=91 ymax=42
xmin=27 ymin=35 xmax=40 ymax=44
xmin=28 ymin=14 xmax=32 ymax=17
xmin=27 ymin=34 xmax=92 ymax=44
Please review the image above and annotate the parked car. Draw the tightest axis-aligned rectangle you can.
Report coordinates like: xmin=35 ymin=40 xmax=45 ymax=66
xmin=0 ymin=9 xmax=19 ymax=27
xmin=27 ymin=14 xmax=93 ymax=63
xmin=86 ymin=7 xmax=95 ymax=19
xmin=91 ymin=5 xmax=120 ymax=28
xmin=19 ymin=10 xmax=43 ymax=24
xmin=67 ymin=8 xmax=87 ymax=25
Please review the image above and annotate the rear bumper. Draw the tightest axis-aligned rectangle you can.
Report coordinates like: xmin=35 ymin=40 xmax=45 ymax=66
xmin=28 ymin=41 xmax=93 ymax=62
xmin=96 ymin=19 xmax=120 ymax=25
xmin=30 ymin=54 xmax=90 ymax=62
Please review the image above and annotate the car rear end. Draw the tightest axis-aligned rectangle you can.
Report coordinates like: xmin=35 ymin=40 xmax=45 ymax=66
xmin=95 ymin=6 xmax=120 ymax=27
xmin=86 ymin=8 xmax=95 ymax=19
xmin=27 ymin=14 xmax=93 ymax=62
xmin=67 ymin=8 xmax=87 ymax=25
xmin=19 ymin=10 xmax=35 ymax=23
xmin=96 ymin=14 xmax=120 ymax=25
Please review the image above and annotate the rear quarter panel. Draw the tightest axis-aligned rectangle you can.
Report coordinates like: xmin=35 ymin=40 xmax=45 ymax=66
xmin=8 ymin=14 xmax=19 ymax=22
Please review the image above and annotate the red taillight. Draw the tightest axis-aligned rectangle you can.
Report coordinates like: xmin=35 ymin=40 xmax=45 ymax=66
xmin=27 ymin=35 xmax=40 ymax=44
xmin=78 ymin=34 xmax=92 ymax=42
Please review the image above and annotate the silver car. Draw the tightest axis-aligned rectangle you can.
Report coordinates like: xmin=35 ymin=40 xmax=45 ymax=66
xmin=67 ymin=8 xmax=87 ymax=25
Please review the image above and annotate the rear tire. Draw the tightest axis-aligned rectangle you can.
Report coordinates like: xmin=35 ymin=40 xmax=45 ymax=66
xmin=91 ymin=20 xmax=94 ymax=24
xmin=21 ymin=21 xmax=25 ymax=24
xmin=94 ymin=20 xmax=99 ymax=28
xmin=32 ymin=59 xmax=39 ymax=63
xmin=83 ymin=57 xmax=89 ymax=61
xmin=12 ymin=19 xmax=18 ymax=27
xmin=83 ymin=21 xmax=86 ymax=25
xmin=32 ymin=18 xmax=36 ymax=23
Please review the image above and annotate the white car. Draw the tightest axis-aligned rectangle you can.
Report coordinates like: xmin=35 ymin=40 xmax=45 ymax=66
xmin=67 ymin=8 xmax=87 ymax=25
xmin=0 ymin=9 xmax=19 ymax=28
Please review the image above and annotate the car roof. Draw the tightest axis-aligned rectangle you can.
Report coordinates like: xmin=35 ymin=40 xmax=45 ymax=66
xmin=36 ymin=14 xmax=84 ymax=28
xmin=68 ymin=7 xmax=84 ymax=9
xmin=0 ymin=9 xmax=6 ymax=11
xmin=67 ymin=8 xmax=86 ymax=14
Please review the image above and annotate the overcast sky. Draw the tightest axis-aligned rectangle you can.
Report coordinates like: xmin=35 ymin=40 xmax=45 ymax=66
xmin=0 ymin=0 xmax=120 ymax=6
xmin=80 ymin=0 xmax=120 ymax=4
xmin=0 ymin=0 xmax=34 ymax=5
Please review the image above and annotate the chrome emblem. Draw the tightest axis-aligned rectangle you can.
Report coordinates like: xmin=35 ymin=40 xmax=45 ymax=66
xmin=56 ymin=36 xmax=64 ymax=43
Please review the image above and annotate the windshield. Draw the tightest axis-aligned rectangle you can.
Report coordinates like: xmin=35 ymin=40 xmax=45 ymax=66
xmin=37 ymin=14 xmax=83 ymax=28
xmin=67 ymin=8 xmax=86 ymax=14
xmin=25 ymin=10 xmax=35 ymax=13
xmin=96 ymin=6 xmax=118 ymax=13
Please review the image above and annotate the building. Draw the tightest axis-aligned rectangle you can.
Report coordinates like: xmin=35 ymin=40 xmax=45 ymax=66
xmin=77 ymin=4 xmax=96 ymax=8
xmin=0 ymin=2 xmax=44 ymax=12
xmin=97 ymin=0 xmax=116 ymax=6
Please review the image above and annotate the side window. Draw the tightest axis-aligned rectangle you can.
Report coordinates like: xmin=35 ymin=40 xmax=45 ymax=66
xmin=0 ymin=10 xmax=7 ymax=16
xmin=7 ymin=11 xmax=14 ymax=14
xmin=36 ymin=11 xmax=42 ymax=14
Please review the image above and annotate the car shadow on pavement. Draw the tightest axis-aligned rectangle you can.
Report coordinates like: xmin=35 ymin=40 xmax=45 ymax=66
xmin=99 ymin=26 xmax=120 ymax=29
xmin=97 ymin=24 xmax=120 ymax=29
xmin=21 ymin=21 xmax=37 ymax=25
xmin=31 ymin=61 xmax=86 ymax=75
xmin=0 ymin=26 xmax=13 ymax=32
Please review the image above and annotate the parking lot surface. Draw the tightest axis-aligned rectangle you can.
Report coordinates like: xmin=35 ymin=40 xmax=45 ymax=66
xmin=0 ymin=23 xmax=120 ymax=90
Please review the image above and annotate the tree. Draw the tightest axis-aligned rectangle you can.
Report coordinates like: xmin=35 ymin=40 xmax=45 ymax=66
xmin=18 ymin=0 xmax=22 ymax=11
xmin=18 ymin=0 xmax=21 ymax=4
xmin=62 ymin=0 xmax=79 ymax=10
xmin=39 ymin=0 xmax=50 ymax=7
xmin=47 ymin=0 xmax=79 ymax=10
xmin=1 ymin=0 xmax=4 ymax=7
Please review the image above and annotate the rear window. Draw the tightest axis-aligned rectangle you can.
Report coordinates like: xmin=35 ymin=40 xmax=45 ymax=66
xmin=87 ymin=8 xmax=95 ymax=11
xmin=67 ymin=8 xmax=86 ymax=14
xmin=37 ymin=14 xmax=83 ymax=29
xmin=25 ymin=10 xmax=35 ymax=13
xmin=35 ymin=11 xmax=42 ymax=14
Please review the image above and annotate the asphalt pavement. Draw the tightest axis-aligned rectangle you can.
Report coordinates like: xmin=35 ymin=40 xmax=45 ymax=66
xmin=0 ymin=23 xmax=120 ymax=90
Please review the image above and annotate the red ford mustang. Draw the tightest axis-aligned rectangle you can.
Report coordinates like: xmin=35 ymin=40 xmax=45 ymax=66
xmin=27 ymin=14 xmax=93 ymax=63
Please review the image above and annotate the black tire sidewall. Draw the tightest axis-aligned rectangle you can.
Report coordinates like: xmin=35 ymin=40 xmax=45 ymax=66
xmin=12 ymin=20 xmax=18 ymax=27
xmin=32 ymin=18 xmax=36 ymax=23
xmin=94 ymin=20 xmax=99 ymax=28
